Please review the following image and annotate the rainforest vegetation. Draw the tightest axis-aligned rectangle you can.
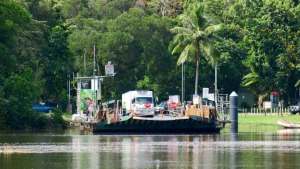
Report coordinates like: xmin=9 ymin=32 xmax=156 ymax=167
xmin=1 ymin=0 xmax=300 ymax=129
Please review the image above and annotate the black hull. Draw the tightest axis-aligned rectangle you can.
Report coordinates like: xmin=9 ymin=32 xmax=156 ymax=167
xmin=92 ymin=116 xmax=221 ymax=134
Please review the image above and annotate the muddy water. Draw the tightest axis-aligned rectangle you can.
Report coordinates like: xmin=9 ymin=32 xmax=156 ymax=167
xmin=1 ymin=129 xmax=300 ymax=169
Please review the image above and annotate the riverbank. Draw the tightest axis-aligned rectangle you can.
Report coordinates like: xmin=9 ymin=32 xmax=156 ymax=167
xmin=222 ymin=113 xmax=300 ymax=133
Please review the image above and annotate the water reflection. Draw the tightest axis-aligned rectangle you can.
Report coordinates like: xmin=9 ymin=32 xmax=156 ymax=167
xmin=277 ymin=129 xmax=300 ymax=140
xmin=1 ymin=129 xmax=300 ymax=168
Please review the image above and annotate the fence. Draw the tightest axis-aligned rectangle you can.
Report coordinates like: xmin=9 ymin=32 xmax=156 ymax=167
xmin=239 ymin=107 xmax=290 ymax=115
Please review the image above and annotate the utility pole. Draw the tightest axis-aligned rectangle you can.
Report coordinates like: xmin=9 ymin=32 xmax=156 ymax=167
xmin=84 ymin=53 xmax=86 ymax=76
xmin=214 ymin=63 xmax=218 ymax=111
xmin=93 ymin=45 xmax=96 ymax=116
xmin=68 ymin=74 xmax=70 ymax=104
xmin=181 ymin=57 xmax=186 ymax=103
xmin=182 ymin=62 xmax=184 ymax=103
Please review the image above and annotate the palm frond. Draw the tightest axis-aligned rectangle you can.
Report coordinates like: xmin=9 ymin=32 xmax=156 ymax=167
xmin=179 ymin=14 xmax=197 ymax=30
xmin=295 ymin=80 xmax=300 ymax=87
xmin=192 ymin=4 xmax=206 ymax=28
xmin=173 ymin=34 xmax=185 ymax=45
xmin=172 ymin=44 xmax=182 ymax=55
xmin=176 ymin=44 xmax=191 ymax=65
xmin=170 ymin=27 xmax=193 ymax=35
xmin=242 ymin=71 xmax=260 ymax=86
xmin=205 ymin=24 xmax=223 ymax=35
xmin=200 ymin=41 xmax=220 ymax=65
xmin=173 ymin=33 xmax=193 ymax=47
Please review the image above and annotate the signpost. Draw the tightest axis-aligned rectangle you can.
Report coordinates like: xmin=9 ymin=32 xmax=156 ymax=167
xmin=193 ymin=95 xmax=199 ymax=105
xmin=105 ymin=62 xmax=114 ymax=76
xmin=203 ymin=88 xmax=209 ymax=99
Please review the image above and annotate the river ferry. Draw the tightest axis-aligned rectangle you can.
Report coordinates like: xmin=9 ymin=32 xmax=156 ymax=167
xmin=74 ymin=75 xmax=224 ymax=133
xmin=90 ymin=103 xmax=222 ymax=133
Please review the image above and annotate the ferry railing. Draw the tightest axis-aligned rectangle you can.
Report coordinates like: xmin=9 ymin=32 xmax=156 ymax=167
xmin=217 ymin=102 xmax=229 ymax=121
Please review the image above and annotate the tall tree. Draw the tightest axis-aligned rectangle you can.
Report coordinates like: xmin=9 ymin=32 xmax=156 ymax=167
xmin=240 ymin=0 xmax=300 ymax=104
xmin=203 ymin=0 xmax=248 ymax=95
xmin=0 ymin=0 xmax=32 ymax=129
xmin=67 ymin=17 xmax=105 ymax=76
xmin=91 ymin=0 xmax=136 ymax=20
xmin=0 ymin=0 xmax=31 ymax=79
xmin=171 ymin=3 xmax=222 ymax=94
xmin=146 ymin=0 xmax=184 ymax=17
xmin=97 ymin=8 xmax=175 ymax=100
xmin=60 ymin=0 xmax=90 ymax=19
xmin=44 ymin=26 xmax=75 ymax=104
xmin=3 ymin=67 xmax=38 ymax=129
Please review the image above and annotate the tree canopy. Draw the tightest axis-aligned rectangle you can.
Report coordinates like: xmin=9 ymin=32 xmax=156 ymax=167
xmin=1 ymin=0 xmax=300 ymax=129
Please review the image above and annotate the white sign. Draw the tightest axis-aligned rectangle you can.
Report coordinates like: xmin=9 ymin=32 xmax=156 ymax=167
xmin=193 ymin=94 xmax=199 ymax=104
xmin=263 ymin=101 xmax=271 ymax=109
xmin=105 ymin=64 xmax=114 ymax=76
xmin=169 ymin=95 xmax=180 ymax=103
xmin=91 ymin=78 xmax=98 ymax=90
xmin=208 ymin=94 xmax=215 ymax=101
xmin=203 ymin=88 xmax=209 ymax=98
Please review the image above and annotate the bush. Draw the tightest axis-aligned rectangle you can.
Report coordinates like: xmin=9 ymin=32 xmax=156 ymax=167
xmin=52 ymin=108 xmax=67 ymax=128
xmin=31 ymin=113 xmax=48 ymax=129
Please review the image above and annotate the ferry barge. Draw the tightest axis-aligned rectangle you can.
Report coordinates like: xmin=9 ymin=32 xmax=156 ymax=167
xmin=73 ymin=83 xmax=224 ymax=133
xmin=92 ymin=114 xmax=221 ymax=133
xmin=91 ymin=101 xmax=222 ymax=133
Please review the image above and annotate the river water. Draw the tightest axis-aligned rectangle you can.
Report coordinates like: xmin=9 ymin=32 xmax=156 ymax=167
xmin=1 ymin=128 xmax=300 ymax=169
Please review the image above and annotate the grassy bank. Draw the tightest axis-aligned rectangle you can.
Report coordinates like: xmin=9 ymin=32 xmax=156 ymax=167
xmin=222 ymin=113 xmax=300 ymax=133
xmin=62 ymin=113 xmax=72 ymax=122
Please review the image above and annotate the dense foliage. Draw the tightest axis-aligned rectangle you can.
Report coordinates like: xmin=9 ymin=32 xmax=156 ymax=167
xmin=1 ymin=0 xmax=300 ymax=129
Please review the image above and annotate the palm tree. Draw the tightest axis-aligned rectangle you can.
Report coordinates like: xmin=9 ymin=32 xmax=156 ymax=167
xmin=171 ymin=3 xmax=222 ymax=94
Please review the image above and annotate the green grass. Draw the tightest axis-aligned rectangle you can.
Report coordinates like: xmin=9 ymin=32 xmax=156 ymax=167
xmin=222 ymin=113 xmax=300 ymax=133
xmin=62 ymin=112 xmax=72 ymax=122
xmin=239 ymin=113 xmax=300 ymax=124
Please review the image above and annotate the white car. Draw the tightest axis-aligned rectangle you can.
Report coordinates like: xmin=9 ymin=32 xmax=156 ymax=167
xmin=154 ymin=101 xmax=168 ymax=114
xmin=289 ymin=102 xmax=300 ymax=115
